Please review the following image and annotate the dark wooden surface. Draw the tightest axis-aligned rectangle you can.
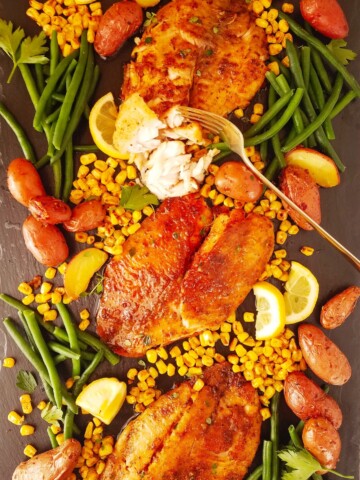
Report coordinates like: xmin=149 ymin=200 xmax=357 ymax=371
xmin=0 ymin=1 xmax=359 ymax=479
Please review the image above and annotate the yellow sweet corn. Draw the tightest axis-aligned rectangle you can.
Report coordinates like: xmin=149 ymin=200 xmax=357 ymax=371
xmin=24 ymin=445 xmax=37 ymax=458
xmin=20 ymin=425 xmax=35 ymax=436
xmin=3 ymin=357 xmax=15 ymax=368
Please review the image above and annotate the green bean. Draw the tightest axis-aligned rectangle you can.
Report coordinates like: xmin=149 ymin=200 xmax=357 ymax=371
xmin=62 ymin=138 xmax=74 ymax=202
xmin=300 ymin=46 xmax=311 ymax=89
xmin=48 ymin=341 xmax=81 ymax=360
xmin=265 ymin=156 xmax=281 ymax=182
xmin=0 ymin=102 xmax=36 ymax=163
xmin=79 ymin=350 xmax=96 ymax=361
xmin=76 ymin=329 xmax=120 ymax=366
xmin=279 ymin=12 xmax=360 ymax=97
xmin=268 ymin=85 xmax=286 ymax=168
xmin=245 ymin=465 xmax=263 ymax=480
xmin=265 ymin=71 xmax=284 ymax=97
xmin=50 ymin=29 xmax=59 ymax=76
xmin=207 ymin=142 xmax=230 ymax=151
xmin=57 ymin=302 xmax=81 ymax=377
xmin=310 ymin=62 xmax=335 ymax=139
xmin=51 ymin=44 xmax=95 ymax=165
xmin=330 ymin=91 xmax=357 ymax=119
xmin=244 ymin=89 xmax=294 ymax=139
xmin=73 ymin=350 xmax=104 ymax=397
xmin=52 ymin=157 xmax=62 ymax=199
xmin=260 ymin=139 xmax=268 ymax=162
xmin=34 ymin=64 xmax=45 ymax=94
xmin=311 ymin=48 xmax=332 ymax=94
xmin=308 ymin=83 xmax=320 ymax=111
xmin=36 ymin=154 xmax=50 ymax=169
xmin=54 ymin=354 xmax=68 ymax=365
xmin=288 ymin=425 xmax=303 ymax=448
xmin=33 ymin=50 xmax=78 ymax=132
xmin=52 ymin=92 xmax=65 ymax=103
xmin=295 ymin=420 xmax=305 ymax=436
xmin=45 ymin=105 xmax=61 ymax=125
xmin=275 ymin=74 xmax=305 ymax=135
xmin=23 ymin=310 xmax=63 ymax=408
xmin=262 ymin=440 xmax=273 ymax=480
xmin=53 ymin=32 xmax=89 ymax=150
xmin=57 ymin=59 xmax=78 ymax=93
xmin=244 ymin=88 xmax=304 ymax=147
xmin=270 ymin=392 xmax=280 ymax=480
xmin=73 ymin=144 xmax=100 ymax=152
xmin=19 ymin=64 xmax=40 ymax=109
xmin=269 ymin=55 xmax=291 ymax=81
xmin=282 ymin=74 xmax=343 ymax=154
xmin=47 ymin=426 xmax=59 ymax=448
xmin=83 ymin=64 xmax=101 ymax=119
xmin=63 ymin=409 xmax=75 ymax=440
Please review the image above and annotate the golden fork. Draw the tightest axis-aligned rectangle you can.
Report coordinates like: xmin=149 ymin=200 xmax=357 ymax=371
xmin=177 ymin=106 xmax=360 ymax=271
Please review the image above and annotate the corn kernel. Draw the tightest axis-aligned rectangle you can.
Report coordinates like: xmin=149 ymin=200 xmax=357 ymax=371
xmin=18 ymin=282 xmax=33 ymax=295
xmin=156 ymin=359 xmax=167 ymax=375
xmin=260 ymin=407 xmax=271 ymax=421
xmin=300 ymin=246 xmax=314 ymax=256
xmin=214 ymin=353 xmax=226 ymax=363
xmin=22 ymin=294 xmax=35 ymax=306
xmin=250 ymin=113 xmax=261 ymax=124
xmin=167 ymin=364 xmax=176 ymax=376
xmin=43 ymin=309 xmax=58 ymax=322
xmin=243 ymin=312 xmax=255 ymax=323
xmin=24 ymin=444 xmax=37 ymax=458
xmin=8 ymin=411 xmax=24 ymax=425
xmin=157 ymin=346 xmax=168 ymax=360
xmin=268 ymin=61 xmax=280 ymax=75
xmin=269 ymin=43 xmax=282 ymax=55
xmin=99 ymin=443 xmax=113 ymax=458
xmin=278 ymin=18 xmax=289 ymax=32
xmin=276 ymin=231 xmax=287 ymax=245
xmin=3 ymin=357 xmax=15 ymax=368
xmin=261 ymin=0 xmax=272 ymax=7
xmin=193 ymin=378 xmax=205 ymax=391
xmin=234 ymin=108 xmax=244 ymax=118
xmin=20 ymin=424 xmax=35 ymax=436
xmin=79 ymin=319 xmax=90 ymax=331
xmin=252 ymin=0 xmax=264 ymax=14
xmin=255 ymin=18 xmax=268 ymax=29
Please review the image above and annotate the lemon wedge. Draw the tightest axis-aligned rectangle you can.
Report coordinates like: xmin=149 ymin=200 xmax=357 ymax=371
xmin=253 ymin=281 xmax=286 ymax=340
xmin=75 ymin=377 xmax=127 ymax=425
xmin=89 ymin=92 xmax=129 ymax=159
xmin=284 ymin=261 xmax=319 ymax=324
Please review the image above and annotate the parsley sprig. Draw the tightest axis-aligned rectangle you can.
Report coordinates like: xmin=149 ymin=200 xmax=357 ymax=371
xmin=327 ymin=39 xmax=357 ymax=66
xmin=16 ymin=370 xmax=37 ymax=393
xmin=120 ymin=184 xmax=159 ymax=211
xmin=0 ymin=18 xmax=48 ymax=83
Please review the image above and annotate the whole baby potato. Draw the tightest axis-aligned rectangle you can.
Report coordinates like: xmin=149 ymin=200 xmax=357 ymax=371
xmin=302 ymin=417 xmax=341 ymax=471
xmin=320 ymin=286 xmax=360 ymax=329
xmin=7 ymin=158 xmax=46 ymax=207
xmin=298 ymin=323 xmax=351 ymax=385
xmin=284 ymin=371 xmax=342 ymax=429
xmin=22 ymin=215 xmax=69 ymax=267
xmin=28 ymin=196 xmax=72 ymax=225
xmin=63 ymin=200 xmax=106 ymax=232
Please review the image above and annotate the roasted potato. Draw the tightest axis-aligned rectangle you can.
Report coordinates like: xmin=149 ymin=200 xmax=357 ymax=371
xmin=94 ymin=1 xmax=143 ymax=57
xmin=7 ymin=158 xmax=46 ymax=207
xmin=302 ymin=417 xmax=341 ymax=471
xmin=300 ymin=0 xmax=349 ymax=39
xmin=63 ymin=200 xmax=106 ymax=232
xmin=28 ymin=196 xmax=72 ymax=225
xmin=12 ymin=438 xmax=81 ymax=480
xmin=298 ymin=323 xmax=351 ymax=385
xmin=279 ymin=165 xmax=321 ymax=230
xmin=22 ymin=215 xmax=69 ymax=267
xmin=214 ymin=161 xmax=263 ymax=203
xmin=320 ymin=286 xmax=360 ymax=329
xmin=284 ymin=371 xmax=342 ymax=429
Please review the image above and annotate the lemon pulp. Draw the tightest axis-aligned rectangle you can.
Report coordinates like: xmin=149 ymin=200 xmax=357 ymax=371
xmin=253 ymin=281 xmax=286 ymax=340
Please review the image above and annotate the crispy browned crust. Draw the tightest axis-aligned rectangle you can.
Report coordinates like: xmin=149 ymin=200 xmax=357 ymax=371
xmin=100 ymin=363 xmax=262 ymax=480
xmin=121 ymin=0 xmax=268 ymax=116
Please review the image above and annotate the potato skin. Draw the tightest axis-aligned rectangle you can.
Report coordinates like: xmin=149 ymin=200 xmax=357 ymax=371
xmin=300 ymin=0 xmax=349 ymax=39
xmin=94 ymin=1 xmax=143 ymax=57
xmin=12 ymin=438 xmax=81 ymax=480
xmin=7 ymin=158 xmax=46 ymax=207
xmin=28 ymin=196 xmax=72 ymax=225
xmin=302 ymin=417 xmax=341 ymax=470
xmin=214 ymin=161 xmax=263 ymax=203
xmin=321 ymin=286 xmax=360 ymax=329
xmin=298 ymin=323 xmax=351 ymax=385
xmin=63 ymin=200 xmax=106 ymax=232
xmin=22 ymin=215 xmax=69 ymax=267
xmin=279 ymin=165 xmax=321 ymax=230
xmin=284 ymin=371 xmax=342 ymax=429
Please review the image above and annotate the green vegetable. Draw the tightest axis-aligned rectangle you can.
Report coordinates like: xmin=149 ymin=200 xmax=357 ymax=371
xmin=57 ymin=302 xmax=81 ymax=377
xmin=47 ymin=341 xmax=81 ymax=360
xmin=270 ymin=392 xmax=280 ymax=480
xmin=245 ymin=465 xmax=263 ymax=480
xmin=0 ymin=19 xmax=48 ymax=83
xmin=144 ymin=11 xmax=157 ymax=27
xmin=41 ymin=402 xmax=63 ymax=427
xmin=279 ymin=446 xmax=354 ymax=480
xmin=330 ymin=91 xmax=357 ymax=120
xmin=121 ymin=184 xmax=159 ymax=211
xmin=16 ymin=370 xmax=37 ymax=393
xmin=47 ymin=426 xmax=59 ymax=448
xmin=327 ymin=39 xmax=357 ymax=66
xmin=262 ymin=440 xmax=272 ymax=480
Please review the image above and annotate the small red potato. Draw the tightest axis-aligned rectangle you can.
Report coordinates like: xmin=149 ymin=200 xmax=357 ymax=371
xmin=23 ymin=215 xmax=69 ymax=267
xmin=12 ymin=438 xmax=81 ymax=480
xmin=214 ymin=161 xmax=263 ymax=203
xmin=321 ymin=286 xmax=360 ymax=329
xmin=7 ymin=158 xmax=46 ymax=207
xmin=28 ymin=195 xmax=72 ymax=225
xmin=94 ymin=1 xmax=143 ymax=57
xmin=285 ymin=147 xmax=340 ymax=188
xmin=300 ymin=0 xmax=349 ymax=39
xmin=284 ymin=371 xmax=342 ymax=429
xmin=298 ymin=323 xmax=351 ymax=385
xmin=63 ymin=200 xmax=106 ymax=232
xmin=302 ymin=417 xmax=341 ymax=471
xmin=279 ymin=165 xmax=321 ymax=230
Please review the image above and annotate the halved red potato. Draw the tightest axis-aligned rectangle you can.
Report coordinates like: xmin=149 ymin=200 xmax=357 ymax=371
xmin=285 ymin=147 xmax=340 ymax=188
xmin=302 ymin=417 xmax=341 ymax=471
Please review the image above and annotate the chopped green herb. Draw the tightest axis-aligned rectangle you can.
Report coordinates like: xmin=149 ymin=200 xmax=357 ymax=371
xmin=172 ymin=232 xmax=179 ymax=239
xmin=212 ymin=26 xmax=219 ymax=34
xmin=205 ymin=417 xmax=212 ymax=425
xmin=211 ymin=463 xmax=218 ymax=474
xmin=41 ymin=403 xmax=63 ymax=427
xmin=16 ymin=370 xmax=37 ymax=393
xmin=327 ymin=39 xmax=357 ymax=66
xmin=138 ymin=360 xmax=146 ymax=368
xmin=144 ymin=36 xmax=153 ymax=44
xmin=80 ymin=273 xmax=104 ymax=297
xmin=196 ymin=69 xmax=202 ymax=76
xmin=189 ymin=16 xmax=201 ymax=24
xmin=120 ymin=184 xmax=159 ymax=211
xmin=180 ymin=48 xmax=192 ymax=58
xmin=144 ymin=11 xmax=158 ymax=27
xmin=171 ymin=392 xmax=179 ymax=399
xmin=205 ymin=49 xmax=214 ymax=56
xmin=143 ymin=335 xmax=152 ymax=346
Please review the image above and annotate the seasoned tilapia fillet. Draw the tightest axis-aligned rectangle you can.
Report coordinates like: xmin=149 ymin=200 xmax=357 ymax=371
xmin=100 ymin=363 xmax=262 ymax=480
xmin=122 ymin=0 xmax=268 ymax=116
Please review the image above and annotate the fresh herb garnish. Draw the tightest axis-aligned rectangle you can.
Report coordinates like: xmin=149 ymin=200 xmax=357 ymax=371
xmin=143 ymin=335 xmax=152 ymax=346
xmin=189 ymin=16 xmax=201 ymax=24
xmin=212 ymin=26 xmax=219 ymax=34
xmin=205 ymin=48 xmax=214 ymax=56
xmin=16 ymin=370 xmax=37 ymax=393
xmin=196 ymin=69 xmax=201 ymax=76
xmin=0 ymin=19 xmax=48 ymax=83
xmin=279 ymin=446 xmax=354 ymax=480
xmin=327 ymin=39 xmax=357 ymax=66
xmin=41 ymin=403 xmax=63 ymax=427
xmin=144 ymin=36 xmax=153 ymax=44
xmin=144 ymin=11 xmax=158 ymax=27
xmin=80 ymin=273 xmax=104 ymax=297
xmin=205 ymin=417 xmax=212 ymax=425
xmin=172 ymin=232 xmax=179 ymax=239
xmin=138 ymin=359 xmax=146 ymax=368
xmin=180 ymin=48 xmax=192 ymax=58
xmin=120 ymin=184 xmax=159 ymax=211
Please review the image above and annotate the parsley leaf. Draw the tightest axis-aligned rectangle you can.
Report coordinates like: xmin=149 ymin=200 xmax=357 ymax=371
xmin=327 ymin=39 xmax=357 ymax=66
xmin=120 ymin=185 xmax=159 ymax=211
xmin=16 ymin=370 xmax=37 ymax=393
xmin=144 ymin=12 xmax=158 ymax=27
xmin=41 ymin=403 xmax=63 ymax=427
xmin=80 ymin=273 xmax=104 ymax=297
xmin=0 ymin=19 xmax=48 ymax=83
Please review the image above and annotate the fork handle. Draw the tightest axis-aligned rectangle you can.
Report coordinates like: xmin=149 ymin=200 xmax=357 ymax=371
xmin=245 ymin=161 xmax=360 ymax=271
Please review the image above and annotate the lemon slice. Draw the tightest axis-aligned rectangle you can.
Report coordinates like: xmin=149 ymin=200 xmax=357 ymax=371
xmin=75 ymin=377 xmax=127 ymax=425
xmin=89 ymin=92 xmax=129 ymax=159
xmin=253 ymin=281 xmax=286 ymax=340
xmin=284 ymin=261 xmax=319 ymax=324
